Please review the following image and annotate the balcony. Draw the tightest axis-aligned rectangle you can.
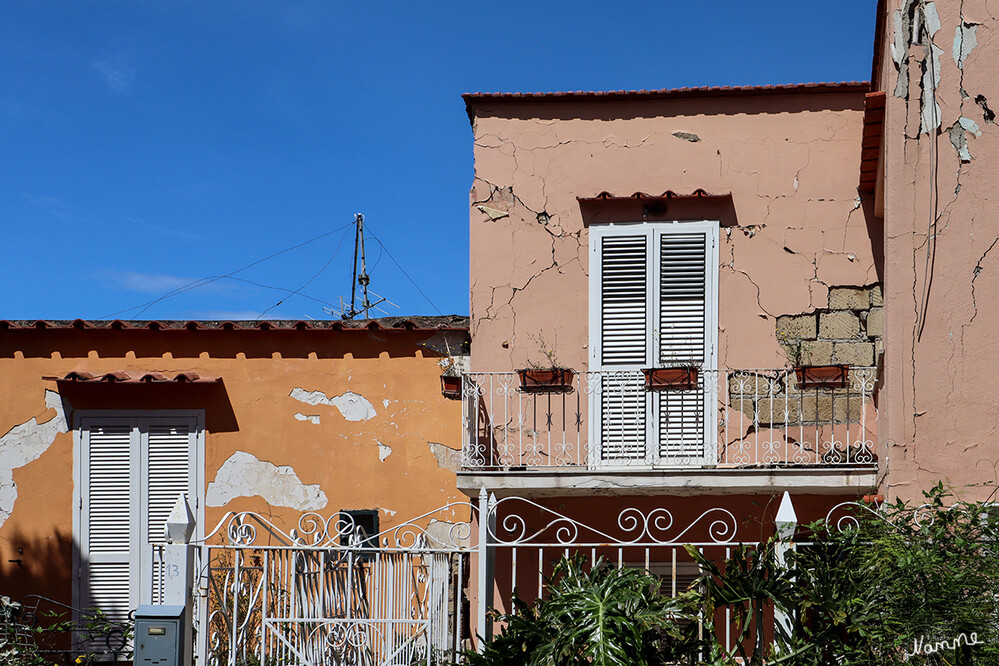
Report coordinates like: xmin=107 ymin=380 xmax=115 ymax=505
xmin=458 ymin=368 xmax=878 ymax=496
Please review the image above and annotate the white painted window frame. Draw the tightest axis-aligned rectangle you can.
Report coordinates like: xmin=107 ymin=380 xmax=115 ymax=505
xmin=72 ymin=410 xmax=205 ymax=615
xmin=588 ymin=220 xmax=719 ymax=468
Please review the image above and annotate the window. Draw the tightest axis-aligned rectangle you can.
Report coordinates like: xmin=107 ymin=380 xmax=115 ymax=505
xmin=589 ymin=221 xmax=719 ymax=466
xmin=340 ymin=509 xmax=380 ymax=561
xmin=74 ymin=413 xmax=203 ymax=619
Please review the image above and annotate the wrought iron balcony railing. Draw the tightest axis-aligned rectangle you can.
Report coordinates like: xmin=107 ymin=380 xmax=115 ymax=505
xmin=460 ymin=368 xmax=877 ymax=470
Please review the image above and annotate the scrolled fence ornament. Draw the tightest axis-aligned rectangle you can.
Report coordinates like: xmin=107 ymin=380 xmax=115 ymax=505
xmin=488 ymin=496 xmax=741 ymax=545
xmin=201 ymin=502 xmax=474 ymax=550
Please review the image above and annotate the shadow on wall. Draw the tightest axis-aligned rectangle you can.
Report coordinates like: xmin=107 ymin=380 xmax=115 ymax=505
xmin=56 ymin=381 xmax=239 ymax=432
xmin=0 ymin=528 xmax=73 ymax=606
xmin=468 ymin=90 xmax=866 ymax=123
xmin=579 ymin=195 xmax=740 ymax=229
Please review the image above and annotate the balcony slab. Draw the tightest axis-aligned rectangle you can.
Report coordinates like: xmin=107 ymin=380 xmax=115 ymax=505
xmin=457 ymin=465 xmax=878 ymax=498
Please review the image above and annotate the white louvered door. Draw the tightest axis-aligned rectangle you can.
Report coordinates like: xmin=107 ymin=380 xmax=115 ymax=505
xmin=597 ymin=233 xmax=648 ymax=461
xmin=591 ymin=222 xmax=718 ymax=467
xmin=78 ymin=415 xmax=200 ymax=618
xmin=81 ymin=422 xmax=135 ymax=620
xmin=656 ymin=231 xmax=714 ymax=463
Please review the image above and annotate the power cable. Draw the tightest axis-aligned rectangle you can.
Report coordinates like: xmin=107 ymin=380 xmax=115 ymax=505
xmin=99 ymin=222 xmax=354 ymax=319
xmin=365 ymin=229 xmax=443 ymax=315
xmin=255 ymin=226 xmax=351 ymax=320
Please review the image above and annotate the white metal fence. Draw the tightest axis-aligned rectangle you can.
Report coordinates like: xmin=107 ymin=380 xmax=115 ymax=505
xmin=189 ymin=505 xmax=475 ymax=666
xmin=163 ymin=491 xmax=795 ymax=665
xmin=462 ymin=368 xmax=877 ymax=469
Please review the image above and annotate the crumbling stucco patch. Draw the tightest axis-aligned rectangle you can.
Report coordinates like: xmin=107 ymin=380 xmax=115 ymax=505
xmin=948 ymin=116 xmax=981 ymax=162
xmin=377 ymin=440 xmax=392 ymax=462
xmin=672 ymin=131 xmax=700 ymax=142
xmin=290 ymin=388 xmax=376 ymax=421
xmin=206 ymin=451 xmax=327 ymax=510
xmin=953 ymin=21 xmax=978 ymax=69
xmin=0 ymin=390 xmax=68 ymax=527
xmin=427 ymin=441 xmax=461 ymax=472
xmin=426 ymin=519 xmax=470 ymax=548
xmin=294 ymin=413 xmax=320 ymax=425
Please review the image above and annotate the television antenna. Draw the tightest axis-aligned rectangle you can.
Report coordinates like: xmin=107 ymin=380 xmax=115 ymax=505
xmin=326 ymin=213 xmax=393 ymax=320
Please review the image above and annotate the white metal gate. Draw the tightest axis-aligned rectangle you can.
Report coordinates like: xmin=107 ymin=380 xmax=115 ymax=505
xmin=193 ymin=504 xmax=474 ymax=666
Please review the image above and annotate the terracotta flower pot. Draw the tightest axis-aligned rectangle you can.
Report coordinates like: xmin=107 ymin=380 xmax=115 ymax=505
xmin=643 ymin=367 xmax=699 ymax=391
xmin=517 ymin=368 xmax=575 ymax=392
xmin=440 ymin=375 xmax=462 ymax=399
xmin=794 ymin=364 xmax=849 ymax=390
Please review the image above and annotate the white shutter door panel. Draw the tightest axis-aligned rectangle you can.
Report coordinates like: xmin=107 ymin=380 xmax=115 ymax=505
xmin=599 ymin=372 xmax=647 ymax=460
xmin=146 ymin=424 xmax=192 ymax=544
xmin=83 ymin=424 xmax=133 ymax=620
xmin=600 ymin=235 xmax=648 ymax=366
xmin=658 ymin=232 xmax=707 ymax=365
xmin=87 ymin=562 xmax=132 ymax=620
xmin=87 ymin=426 xmax=131 ymax=552
xmin=598 ymin=234 xmax=649 ymax=461
xmin=657 ymin=231 xmax=709 ymax=461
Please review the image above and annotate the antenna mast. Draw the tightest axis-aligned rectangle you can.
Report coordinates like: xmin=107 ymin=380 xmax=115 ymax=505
xmin=342 ymin=213 xmax=385 ymax=320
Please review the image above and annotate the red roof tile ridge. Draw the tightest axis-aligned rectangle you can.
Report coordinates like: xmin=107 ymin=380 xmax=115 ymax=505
xmin=463 ymin=81 xmax=870 ymax=101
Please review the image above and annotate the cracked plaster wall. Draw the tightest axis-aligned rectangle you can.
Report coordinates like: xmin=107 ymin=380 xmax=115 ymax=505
xmin=468 ymin=95 xmax=878 ymax=384
xmin=879 ymin=0 xmax=999 ymax=501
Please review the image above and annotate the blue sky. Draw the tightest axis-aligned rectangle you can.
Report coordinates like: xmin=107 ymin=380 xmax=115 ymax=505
xmin=1 ymin=1 xmax=877 ymax=321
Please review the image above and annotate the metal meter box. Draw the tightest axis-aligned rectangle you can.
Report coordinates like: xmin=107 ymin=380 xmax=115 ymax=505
xmin=134 ymin=605 xmax=186 ymax=666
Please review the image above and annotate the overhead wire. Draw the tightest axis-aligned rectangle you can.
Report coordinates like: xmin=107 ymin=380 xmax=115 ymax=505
xmin=364 ymin=229 xmax=443 ymax=316
xmin=255 ymin=225 xmax=352 ymax=320
xmin=100 ymin=222 xmax=354 ymax=319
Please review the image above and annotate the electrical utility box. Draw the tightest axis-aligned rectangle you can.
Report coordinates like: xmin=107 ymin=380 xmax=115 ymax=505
xmin=134 ymin=605 xmax=186 ymax=666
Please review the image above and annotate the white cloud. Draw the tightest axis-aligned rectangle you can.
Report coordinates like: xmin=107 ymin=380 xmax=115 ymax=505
xmin=92 ymin=56 xmax=136 ymax=93
xmin=97 ymin=270 xmax=193 ymax=293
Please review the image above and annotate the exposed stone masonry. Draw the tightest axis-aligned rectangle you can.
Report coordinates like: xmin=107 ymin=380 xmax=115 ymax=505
xmin=776 ymin=284 xmax=883 ymax=368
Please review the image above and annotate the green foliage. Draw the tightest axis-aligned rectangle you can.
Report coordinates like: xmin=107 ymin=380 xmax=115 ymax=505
xmin=694 ymin=483 xmax=999 ymax=665
xmin=466 ymin=554 xmax=699 ymax=666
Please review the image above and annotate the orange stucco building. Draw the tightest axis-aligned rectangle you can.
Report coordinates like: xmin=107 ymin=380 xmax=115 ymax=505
xmin=0 ymin=317 xmax=469 ymax=613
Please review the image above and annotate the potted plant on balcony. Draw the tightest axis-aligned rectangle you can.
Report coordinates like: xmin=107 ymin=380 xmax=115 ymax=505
xmin=422 ymin=337 xmax=466 ymax=400
xmin=794 ymin=364 xmax=850 ymax=390
xmin=779 ymin=334 xmax=850 ymax=390
xmin=517 ymin=333 xmax=575 ymax=392
xmin=643 ymin=365 xmax=699 ymax=391
xmin=439 ymin=359 xmax=463 ymax=399
xmin=643 ymin=339 xmax=699 ymax=391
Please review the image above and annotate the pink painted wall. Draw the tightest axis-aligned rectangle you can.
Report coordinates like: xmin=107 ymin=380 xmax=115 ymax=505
xmin=467 ymin=91 xmax=877 ymax=377
xmin=877 ymin=0 xmax=999 ymax=502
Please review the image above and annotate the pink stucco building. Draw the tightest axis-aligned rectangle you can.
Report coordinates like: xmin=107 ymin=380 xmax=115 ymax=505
xmin=456 ymin=0 xmax=999 ymax=622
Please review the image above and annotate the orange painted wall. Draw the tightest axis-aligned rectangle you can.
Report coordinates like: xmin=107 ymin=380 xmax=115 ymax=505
xmin=0 ymin=326 xmax=469 ymax=603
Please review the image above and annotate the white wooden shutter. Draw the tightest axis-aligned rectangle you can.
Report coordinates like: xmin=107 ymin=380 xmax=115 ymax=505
xmin=596 ymin=234 xmax=648 ymax=461
xmin=657 ymin=231 xmax=709 ymax=460
xmin=145 ymin=423 xmax=193 ymax=544
xmin=591 ymin=223 xmax=718 ymax=466
xmin=79 ymin=415 xmax=201 ymax=618
xmin=83 ymin=424 xmax=133 ymax=620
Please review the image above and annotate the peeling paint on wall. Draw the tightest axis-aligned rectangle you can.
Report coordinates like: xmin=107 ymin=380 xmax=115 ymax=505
xmin=0 ymin=390 xmax=68 ymax=527
xmin=290 ymin=387 xmax=376 ymax=421
xmin=294 ymin=413 xmax=321 ymax=425
xmin=427 ymin=441 xmax=461 ymax=472
xmin=953 ymin=21 xmax=978 ymax=69
xmin=206 ymin=451 xmax=328 ymax=510
xmin=377 ymin=440 xmax=392 ymax=461
xmin=948 ymin=116 xmax=982 ymax=162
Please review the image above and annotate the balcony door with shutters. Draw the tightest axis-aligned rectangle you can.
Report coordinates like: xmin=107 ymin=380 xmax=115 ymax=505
xmin=589 ymin=222 xmax=718 ymax=467
xmin=75 ymin=413 xmax=203 ymax=618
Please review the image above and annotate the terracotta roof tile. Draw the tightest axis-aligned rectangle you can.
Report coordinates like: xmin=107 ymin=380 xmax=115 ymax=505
xmin=46 ymin=371 xmax=222 ymax=384
xmin=464 ymin=81 xmax=869 ymax=108
xmin=577 ymin=189 xmax=730 ymax=203
xmin=2 ymin=315 xmax=468 ymax=332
